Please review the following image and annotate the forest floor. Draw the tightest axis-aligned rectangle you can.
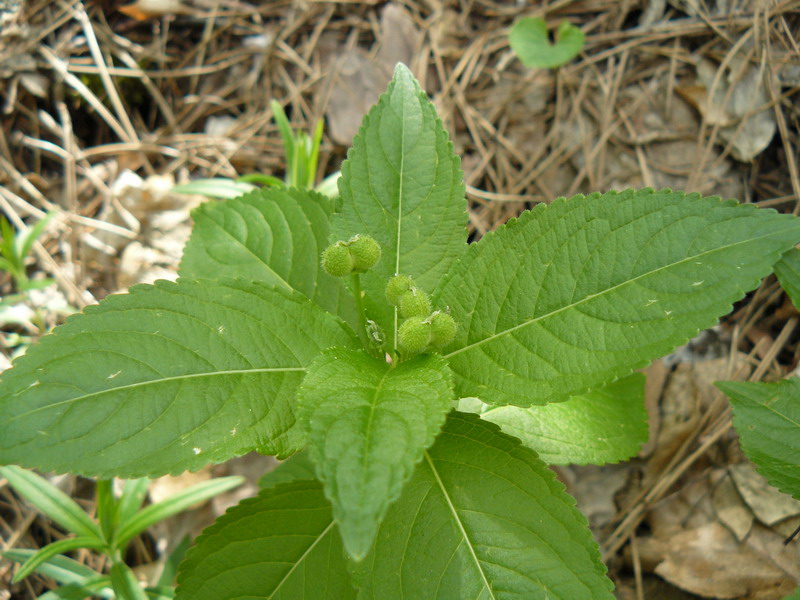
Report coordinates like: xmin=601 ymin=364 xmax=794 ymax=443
xmin=1 ymin=0 xmax=800 ymax=598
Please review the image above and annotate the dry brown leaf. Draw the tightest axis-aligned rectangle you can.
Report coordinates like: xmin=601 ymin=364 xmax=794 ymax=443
xmin=729 ymin=462 xmax=800 ymax=526
xmin=655 ymin=521 xmax=794 ymax=599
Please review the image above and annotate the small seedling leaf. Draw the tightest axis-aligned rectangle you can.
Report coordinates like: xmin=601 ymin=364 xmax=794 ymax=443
xmin=509 ymin=17 xmax=586 ymax=69
xmin=258 ymin=451 xmax=316 ymax=489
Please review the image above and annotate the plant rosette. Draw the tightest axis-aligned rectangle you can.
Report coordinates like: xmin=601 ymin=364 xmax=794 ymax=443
xmin=1 ymin=64 xmax=799 ymax=599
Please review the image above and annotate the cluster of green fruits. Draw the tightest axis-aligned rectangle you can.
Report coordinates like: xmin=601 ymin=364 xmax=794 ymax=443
xmin=321 ymin=234 xmax=382 ymax=276
xmin=320 ymin=235 xmax=457 ymax=357
xmin=386 ymin=275 xmax=457 ymax=356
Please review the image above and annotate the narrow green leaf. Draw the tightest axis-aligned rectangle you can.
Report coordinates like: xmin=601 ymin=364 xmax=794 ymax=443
xmin=117 ymin=478 xmax=150 ymax=527
xmin=783 ymin=587 xmax=800 ymax=600
xmin=297 ymin=348 xmax=454 ymax=560
xmin=2 ymin=549 xmax=103 ymax=586
xmin=179 ymin=188 xmax=358 ymax=328
xmin=775 ymin=248 xmax=800 ymax=311
xmin=19 ymin=211 xmax=57 ymax=262
xmin=110 ymin=562 xmax=149 ymax=600
xmin=156 ymin=535 xmax=190 ymax=588
xmin=0 ymin=279 xmax=359 ymax=478
xmin=116 ymin=476 xmax=243 ymax=549
xmin=0 ymin=466 xmax=102 ymax=539
xmin=96 ymin=480 xmax=117 ymax=542
xmin=172 ymin=179 xmax=257 ymax=199
xmin=717 ymin=378 xmax=800 ymax=500
xmin=259 ymin=451 xmax=317 ymax=489
xmin=354 ymin=412 xmax=614 ymax=598
xmin=462 ymin=373 xmax=647 ymax=465
xmin=176 ymin=480 xmax=356 ymax=600
xmin=12 ymin=536 xmax=107 ymax=583
xmin=36 ymin=576 xmax=115 ymax=600
xmin=509 ymin=17 xmax=586 ymax=69
xmin=334 ymin=63 xmax=468 ymax=349
xmin=437 ymin=189 xmax=800 ymax=406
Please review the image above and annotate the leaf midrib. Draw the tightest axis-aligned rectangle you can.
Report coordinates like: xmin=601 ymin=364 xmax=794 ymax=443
xmin=268 ymin=520 xmax=337 ymax=600
xmin=206 ymin=215 xmax=294 ymax=292
xmin=445 ymin=229 xmax=790 ymax=359
xmin=424 ymin=450 xmax=496 ymax=600
xmin=11 ymin=367 xmax=306 ymax=421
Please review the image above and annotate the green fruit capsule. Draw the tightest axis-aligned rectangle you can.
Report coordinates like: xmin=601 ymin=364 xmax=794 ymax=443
xmin=429 ymin=311 xmax=457 ymax=349
xmin=385 ymin=274 xmax=415 ymax=305
xmin=398 ymin=316 xmax=431 ymax=355
xmin=399 ymin=288 xmax=431 ymax=319
xmin=347 ymin=234 xmax=381 ymax=273
xmin=321 ymin=242 xmax=353 ymax=277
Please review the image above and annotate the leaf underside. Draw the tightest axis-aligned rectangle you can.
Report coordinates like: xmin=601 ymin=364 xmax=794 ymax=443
xmin=0 ymin=279 xmax=358 ymax=478
xmin=334 ymin=63 xmax=468 ymax=349
xmin=463 ymin=372 xmax=647 ymax=465
xmin=717 ymin=378 xmax=800 ymax=501
xmin=297 ymin=348 xmax=454 ymax=560
xmin=437 ymin=189 xmax=800 ymax=407
xmin=354 ymin=412 xmax=614 ymax=599
xmin=176 ymin=480 xmax=355 ymax=600
xmin=775 ymin=247 xmax=800 ymax=312
xmin=179 ymin=187 xmax=359 ymax=328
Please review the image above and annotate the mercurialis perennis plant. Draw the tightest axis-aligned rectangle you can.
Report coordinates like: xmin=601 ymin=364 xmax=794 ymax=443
xmin=2 ymin=64 xmax=800 ymax=599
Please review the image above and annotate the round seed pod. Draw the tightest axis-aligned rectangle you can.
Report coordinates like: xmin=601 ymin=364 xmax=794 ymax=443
xmin=429 ymin=311 xmax=457 ymax=349
xmin=348 ymin=234 xmax=381 ymax=273
xmin=385 ymin=274 xmax=415 ymax=305
xmin=399 ymin=288 xmax=432 ymax=319
xmin=321 ymin=242 xmax=353 ymax=277
xmin=398 ymin=316 xmax=431 ymax=355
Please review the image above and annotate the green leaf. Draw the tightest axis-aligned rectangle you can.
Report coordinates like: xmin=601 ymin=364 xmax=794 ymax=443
xmin=509 ymin=17 xmax=586 ymax=69
xmin=0 ymin=279 xmax=359 ymax=478
xmin=110 ymin=561 xmax=149 ymax=600
xmin=0 ymin=466 xmax=102 ymax=539
xmin=117 ymin=478 xmax=150 ymax=526
xmin=172 ymin=179 xmax=258 ymax=199
xmin=775 ymin=247 xmax=800 ymax=311
xmin=437 ymin=189 xmax=800 ymax=406
xmin=461 ymin=373 xmax=647 ymax=465
xmin=37 ymin=576 xmax=115 ymax=600
xmin=716 ymin=378 xmax=800 ymax=500
xmin=12 ymin=536 xmax=108 ymax=583
xmin=176 ymin=480 xmax=356 ymax=600
xmin=297 ymin=348 xmax=453 ymax=560
xmin=2 ymin=549 xmax=105 ymax=587
xmin=783 ymin=588 xmax=800 ymax=600
xmin=116 ymin=476 xmax=244 ymax=549
xmin=334 ymin=64 xmax=468 ymax=349
xmin=259 ymin=451 xmax=317 ymax=489
xmin=354 ymin=412 xmax=614 ymax=599
xmin=180 ymin=187 xmax=358 ymax=328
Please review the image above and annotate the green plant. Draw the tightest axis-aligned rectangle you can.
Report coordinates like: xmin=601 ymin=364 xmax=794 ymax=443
xmin=1 ymin=465 xmax=242 ymax=599
xmin=0 ymin=212 xmax=57 ymax=297
xmin=172 ymin=101 xmax=335 ymax=200
xmin=509 ymin=16 xmax=586 ymax=69
xmin=1 ymin=64 xmax=799 ymax=597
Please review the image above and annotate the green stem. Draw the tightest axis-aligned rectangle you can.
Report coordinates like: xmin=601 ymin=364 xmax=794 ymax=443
xmin=350 ymin=273 xmax=369 ymax=346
